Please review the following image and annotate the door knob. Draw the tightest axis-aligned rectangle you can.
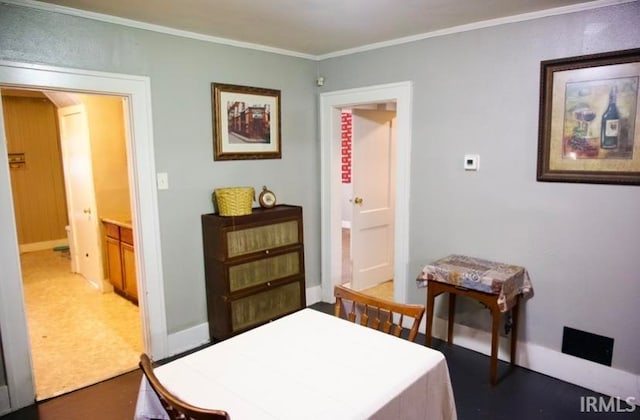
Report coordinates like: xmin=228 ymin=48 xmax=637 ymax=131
xmin=353 ymin=197 xmax=363 ymax=206
xmin=83 ymin=208 xmax=91 ymax=214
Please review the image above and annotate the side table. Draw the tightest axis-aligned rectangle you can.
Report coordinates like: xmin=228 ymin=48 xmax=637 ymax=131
xmin=417 ymin=255 xmax=534 ymax=385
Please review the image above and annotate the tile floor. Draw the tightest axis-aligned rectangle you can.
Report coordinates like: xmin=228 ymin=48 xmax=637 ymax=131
xmin=20 ymin=249 xmax=142 ymax=400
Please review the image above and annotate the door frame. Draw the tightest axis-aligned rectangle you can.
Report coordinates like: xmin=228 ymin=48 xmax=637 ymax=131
xmin=0 ymin=60 xmax=168 ymax=410
xmin=320 ymin=82 xmax=412 ymax=303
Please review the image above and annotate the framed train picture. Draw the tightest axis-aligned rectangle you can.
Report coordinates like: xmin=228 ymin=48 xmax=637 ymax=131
xmin=212 ymin=83 xmax=281 ymax=160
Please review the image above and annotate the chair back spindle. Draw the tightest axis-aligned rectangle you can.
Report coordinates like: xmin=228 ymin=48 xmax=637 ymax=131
xmin=333 ymin=285 xmax=425 ymax=342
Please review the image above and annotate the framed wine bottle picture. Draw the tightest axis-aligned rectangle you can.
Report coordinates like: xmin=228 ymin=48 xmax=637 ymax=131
xmin=537 ymin=48 xmax=640 ymax=185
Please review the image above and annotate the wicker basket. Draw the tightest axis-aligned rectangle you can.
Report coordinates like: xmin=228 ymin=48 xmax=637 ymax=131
xmin=213 ymin=187 xmax=255 ymax=216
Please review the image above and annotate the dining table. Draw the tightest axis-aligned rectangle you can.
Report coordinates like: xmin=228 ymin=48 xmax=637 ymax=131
xmin=134 ymin=308 xmax=457 ymax=420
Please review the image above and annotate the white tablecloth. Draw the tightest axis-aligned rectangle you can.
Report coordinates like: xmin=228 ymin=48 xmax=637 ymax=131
xmin=135 ymin=308 xmax=457 ymax=420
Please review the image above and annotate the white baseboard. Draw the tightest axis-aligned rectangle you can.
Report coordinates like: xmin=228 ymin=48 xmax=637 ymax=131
xmin=0 ymin=385 xmax=9 ymax=416
xmin=166 ymin=321 xmax=210 ymax=358
xmin=162 ymin=293 xmax=639 ymax=405
xmin=431 ymin=317 xmax=640 ymax=403
xmin=165 ymin=292 xmax=639 ymax=403
xmin=19 ymin=239 xmax=68 ymax=253
xmin=305 ymin=284 xmax=322 ymax=305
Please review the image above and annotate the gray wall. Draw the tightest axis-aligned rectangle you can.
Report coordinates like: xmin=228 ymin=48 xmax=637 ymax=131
xmin=319 ymin=2 xmax=640 ymax=374
xmin=0 ymin=4 xmax=321 ymax=335
xmin=0 ymin=1 xmax=639 ymax=381
xmin=0 ymin=335 xmax=5 ymax=386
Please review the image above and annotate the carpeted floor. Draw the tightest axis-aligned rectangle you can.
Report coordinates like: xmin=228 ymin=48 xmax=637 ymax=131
xmin=20 ymin=250 xmax=143 ymax=401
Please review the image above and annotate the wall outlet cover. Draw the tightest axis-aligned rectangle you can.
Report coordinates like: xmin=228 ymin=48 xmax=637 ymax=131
xmin=157 ymin=172 xmax=169 ymax=190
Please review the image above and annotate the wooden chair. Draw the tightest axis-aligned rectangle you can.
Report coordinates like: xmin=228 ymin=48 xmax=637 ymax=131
xmin=333 ymin=284 xmax=425 ymax=342
xmin=139 ymin=353 xmax=230 ymax=420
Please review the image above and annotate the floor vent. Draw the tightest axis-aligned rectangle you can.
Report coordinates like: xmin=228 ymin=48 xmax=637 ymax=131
xmin=561 ymin=326 xmax=613 ymax=366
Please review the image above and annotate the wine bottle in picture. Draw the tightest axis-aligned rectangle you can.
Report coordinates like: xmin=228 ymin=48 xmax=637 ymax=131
xmin=600 ymin=85 xmax=620 ymax=149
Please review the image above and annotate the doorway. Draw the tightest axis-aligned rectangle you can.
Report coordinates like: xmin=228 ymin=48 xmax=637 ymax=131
xmin=2 ymin=88 xmax=143 ymax=400
xmin=320 ymin=82 xmax=412 ymax=304
xmin=0 ymin=61 xmax=167 ymax=411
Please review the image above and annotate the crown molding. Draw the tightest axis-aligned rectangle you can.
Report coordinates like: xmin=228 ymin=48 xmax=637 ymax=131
xmin=317 ymin=0 xmax=637 ymax=60
xmin=3 ymin=0 xmax=317 ymax=60
xmin=3 ymin=0 xmax=635 ymax=61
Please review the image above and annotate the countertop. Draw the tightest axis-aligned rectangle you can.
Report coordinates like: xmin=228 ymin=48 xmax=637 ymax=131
xmin=101 ymin=217 xmax=133 ymax=229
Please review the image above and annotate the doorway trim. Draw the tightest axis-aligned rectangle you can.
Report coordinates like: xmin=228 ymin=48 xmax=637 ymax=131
xmin=319 ymin=82 xmax=412 ymax=303
xmin=0 ymin=60 xmax=167 ymax=410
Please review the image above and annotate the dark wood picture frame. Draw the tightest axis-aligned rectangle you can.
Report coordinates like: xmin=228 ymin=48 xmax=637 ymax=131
xmin=537 ymin=48 xmax=640 ymax=185
xmin=212 ymin=83 xmax=281 ymax=161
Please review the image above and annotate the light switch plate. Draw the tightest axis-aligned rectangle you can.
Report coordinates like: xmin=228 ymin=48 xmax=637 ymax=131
xmin=464 ymin=154 xmax=479 ymax=171
xmin=157 ymin=172 xmax=169 ymax=190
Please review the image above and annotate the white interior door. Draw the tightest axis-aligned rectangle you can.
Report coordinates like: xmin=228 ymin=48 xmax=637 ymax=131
xmin=350 ymin=109 xmax=396 ymax=291
xmin=58 ymin=104 xmax=103 ymax=289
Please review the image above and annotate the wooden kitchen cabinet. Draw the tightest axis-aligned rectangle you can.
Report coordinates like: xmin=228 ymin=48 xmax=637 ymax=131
xmin=202 ymin=205 xmax=306 ymax=341
xmin=106 ymin=235 xmax=124 ymax=291
xmin=104 ymin=220 xmax=138 ymax=304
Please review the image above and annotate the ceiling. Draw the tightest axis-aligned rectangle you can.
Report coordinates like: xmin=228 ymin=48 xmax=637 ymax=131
xmin=20 ymin=0 xmax=615 ymax=57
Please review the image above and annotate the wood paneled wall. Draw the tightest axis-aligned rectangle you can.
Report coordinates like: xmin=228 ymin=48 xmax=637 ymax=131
xmin=82 ymin=94 xmax=131 ymax=220
xmin=2 ymin=93 xmax=68 ymax=245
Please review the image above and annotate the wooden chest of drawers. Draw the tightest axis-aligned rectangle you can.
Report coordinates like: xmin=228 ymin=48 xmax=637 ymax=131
xmin=201 ymin=205 xmax=306 ymax=341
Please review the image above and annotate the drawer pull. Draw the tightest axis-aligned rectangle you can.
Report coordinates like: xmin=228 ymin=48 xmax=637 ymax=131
xmin=266 ymin=282 xmax=271 ymax=287
xmin=265 ymin=249 xmax=270 ymax=254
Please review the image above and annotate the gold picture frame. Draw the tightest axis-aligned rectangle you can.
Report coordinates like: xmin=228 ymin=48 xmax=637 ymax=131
xmin=212 ymin=83 xmax=281 ymax=161
xmin=537 ymin=48 xmax=640 ymax=185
